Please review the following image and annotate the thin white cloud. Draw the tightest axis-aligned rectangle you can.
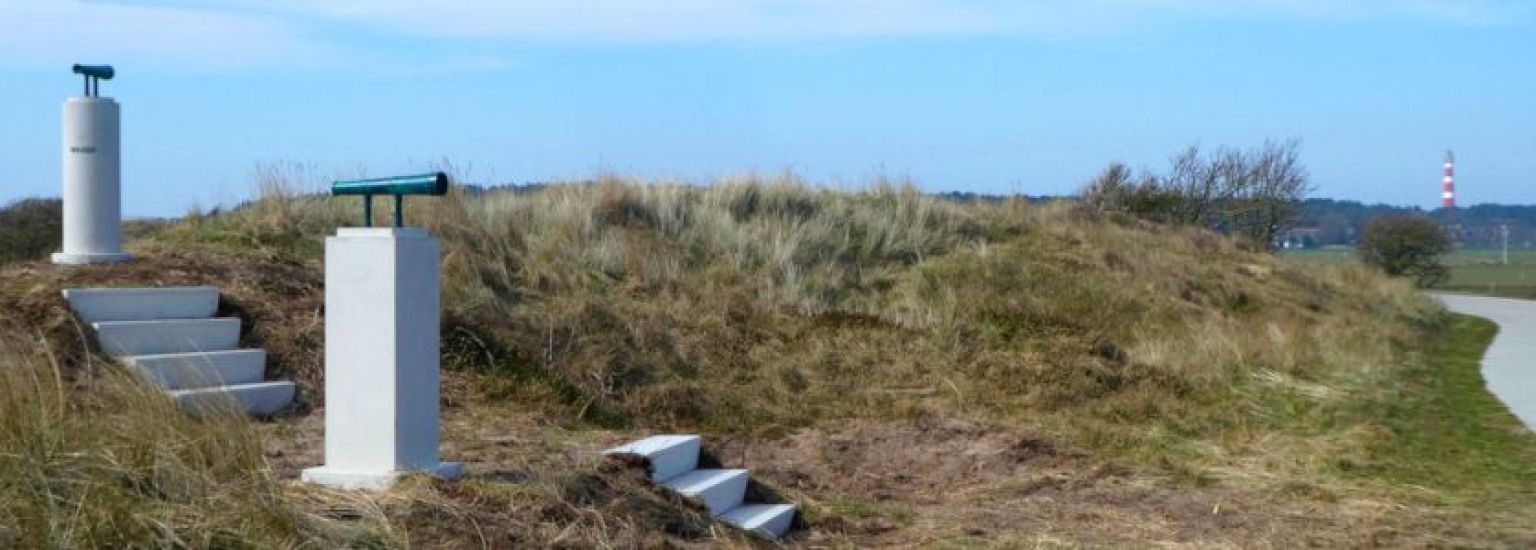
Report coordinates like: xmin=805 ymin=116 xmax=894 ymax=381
xmin=1112 ymin=0 xmax=1528 ymax=25
xmin=258 ymin=0 xmax=1016 ymax=41
xmin=0 ymin=0 xmax=337 ymax=70
xmin=0 ymin=0 xmax=1526 ymax=71
xmin=222 ymin=0 xmax=1534 ymax=41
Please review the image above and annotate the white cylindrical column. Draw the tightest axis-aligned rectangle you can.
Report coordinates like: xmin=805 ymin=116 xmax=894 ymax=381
xmin=53 ymin=97 xmax=131 ymax=264
xmin=303 ymin=227 xmax=463 ymax=490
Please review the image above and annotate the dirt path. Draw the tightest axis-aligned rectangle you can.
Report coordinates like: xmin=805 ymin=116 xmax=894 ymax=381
xmin=1435 ymin=293 xmax=1536 ymax=431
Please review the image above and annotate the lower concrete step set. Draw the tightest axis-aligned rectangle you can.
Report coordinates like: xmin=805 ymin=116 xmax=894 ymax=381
xmin=606 ymin=435 xmax=797 ymax=539
xmin=63 ymin=286 xmax=295 ymax=415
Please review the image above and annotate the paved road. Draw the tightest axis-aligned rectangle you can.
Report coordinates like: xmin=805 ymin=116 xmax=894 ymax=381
xmin=1436 ymin=293 xmax=1536 ymax=431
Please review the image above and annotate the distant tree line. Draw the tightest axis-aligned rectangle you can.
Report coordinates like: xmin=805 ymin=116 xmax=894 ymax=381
xmin=1294 ymin=199 xmax=1536 ymax=249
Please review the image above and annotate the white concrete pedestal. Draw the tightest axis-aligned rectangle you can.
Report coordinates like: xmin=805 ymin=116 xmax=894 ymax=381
xmin=302 ymin=228 xmax=461 ymax=490
xmin=53 ymin=96 xmax=130 ymax=265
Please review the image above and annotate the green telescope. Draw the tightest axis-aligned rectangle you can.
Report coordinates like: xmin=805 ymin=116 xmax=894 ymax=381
xmin=331 ymin=172 xmax=449 ymax=228
xmin=72 ymin=64 xmax=114 ymax=79
xmin=72 ymin=64 xmax=114 ymax=97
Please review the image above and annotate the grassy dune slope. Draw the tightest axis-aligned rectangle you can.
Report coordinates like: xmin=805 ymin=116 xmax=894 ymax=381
xmin=1 ymin=177 xmax=1533 ymax=546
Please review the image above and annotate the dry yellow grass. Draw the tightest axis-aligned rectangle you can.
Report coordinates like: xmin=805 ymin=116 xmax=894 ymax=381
xmin=0 ymin=173 xmax=1529 ymax=546
xmin=0 ymin=334 xmax=391 ymax=547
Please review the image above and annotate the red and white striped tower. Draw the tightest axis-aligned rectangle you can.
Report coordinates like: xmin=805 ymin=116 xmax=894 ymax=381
xmin=1442 ymin=150 xmax=1456 ymax=209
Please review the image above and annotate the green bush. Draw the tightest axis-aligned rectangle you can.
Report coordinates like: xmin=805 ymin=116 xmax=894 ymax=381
xmin=0 ymin=198 xmax=61 ymax=264
xmin=1358 ymin=214 xmax=1452 ymax=287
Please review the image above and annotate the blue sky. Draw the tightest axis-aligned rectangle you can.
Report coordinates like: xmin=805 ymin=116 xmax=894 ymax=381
xmin=1 ymin=1 xmax=1533 ymax=217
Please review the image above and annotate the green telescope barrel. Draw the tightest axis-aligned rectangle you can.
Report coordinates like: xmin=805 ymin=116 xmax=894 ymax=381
xmin=331 ymin=172 xmax=449 ymax=228
xmin=332 ymin=173 xmax=448 ymax=197
xmin=72 ymin=64 xmax=114 ymax=80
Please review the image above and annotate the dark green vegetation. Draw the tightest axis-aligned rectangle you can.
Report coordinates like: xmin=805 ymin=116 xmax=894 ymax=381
xmin=1295 ymin=198 xmax=1536 ymax=249
xmin=0 ymin=178 xmax=1533 ymax=546
xmin=0 ymin=198 xmax=170 ymax=266
xmin=0 ymin=198 xmax=61 ymax=264
xmin=1358 ymin=214 xmax=1453 ymax=287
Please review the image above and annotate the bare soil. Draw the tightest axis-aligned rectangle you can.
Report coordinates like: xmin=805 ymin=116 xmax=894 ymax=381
xmin=252 ymin=399 xmax=1507 ymax=548
xmin=711 ymin=418 xmax=1490 ymax=547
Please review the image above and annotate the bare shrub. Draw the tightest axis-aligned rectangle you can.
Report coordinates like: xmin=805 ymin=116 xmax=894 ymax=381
xmin=1081 ymin=140 xmax=1312 ymax=248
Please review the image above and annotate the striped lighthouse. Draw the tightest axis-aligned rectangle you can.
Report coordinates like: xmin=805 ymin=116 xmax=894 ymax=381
xmin=1442 ymin=150 xmax=1456 ymax=209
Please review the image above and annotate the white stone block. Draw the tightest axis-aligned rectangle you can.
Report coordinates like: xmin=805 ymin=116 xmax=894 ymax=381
xmin=661 ymin=469 xmax=748 ymax=514
xmin=54 ymin=97 xmax=129 ymax=264
xmin=303 ymin=228 xmax=461 ymax=490
xmin=93 ymin=318 xmax=240 ymax=356
xmin=124 ymin=349 xmax=266 ymax=389
xmin=172 ymin=381 xmax=295 ymax=416
xmin=719 ymin=504 xmax=797 ymax=538
xmin=604 ymin=434 xmax=701 ymax=482
xmin=63 ymin=286 xmax=218 ymax=322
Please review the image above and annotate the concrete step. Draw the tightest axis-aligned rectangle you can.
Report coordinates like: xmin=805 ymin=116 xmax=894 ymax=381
xmin=93 ymin=318 xmax=241 ymax=357
xmin=606 ymin=434 xmax=797 ymax=539
xmin=170 ymin=381 xmax=295 ymax=416
xmin=124 ymin=349 xmax=266 ymax=390
xmin=604 ymin=434 xmax=700 ymax=482
xmin=719 ymin=504 xmax=797 ymax=539
xmin=63 ymin=286 xmax=219 ymax=322
xmin=661 ymin=468 xmax=748 ymax=514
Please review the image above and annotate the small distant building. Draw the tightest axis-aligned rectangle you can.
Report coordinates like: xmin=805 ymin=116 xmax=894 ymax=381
xmin=1278 ymin=226 xmax=1323 ymax=249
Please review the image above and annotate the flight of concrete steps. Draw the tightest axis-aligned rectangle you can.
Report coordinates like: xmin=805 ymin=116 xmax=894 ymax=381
xmin=63 ymin=286 xmax=295 ymax=416
xmin=605 ymin=435 xmax=796 ymax=539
